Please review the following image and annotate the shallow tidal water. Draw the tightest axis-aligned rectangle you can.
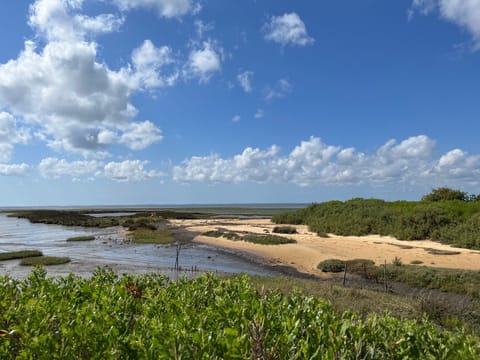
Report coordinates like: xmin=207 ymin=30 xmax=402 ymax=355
xmin=0 ymin=213 xmax=280 ymax=278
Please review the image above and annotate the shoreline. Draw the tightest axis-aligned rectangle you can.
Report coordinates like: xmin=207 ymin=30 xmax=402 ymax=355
xmin=171 ymin=218 xmax=480 ymax=277
xmin=3 ymin=216 xmax=480 ymax=280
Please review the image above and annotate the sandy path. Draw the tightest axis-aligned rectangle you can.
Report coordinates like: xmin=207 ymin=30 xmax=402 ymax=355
xmin=171 ymin=218 xmax=480 ymax=277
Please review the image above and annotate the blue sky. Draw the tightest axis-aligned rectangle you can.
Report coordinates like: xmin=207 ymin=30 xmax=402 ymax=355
xmin=1 ymin=0 xmax=480 ymax=206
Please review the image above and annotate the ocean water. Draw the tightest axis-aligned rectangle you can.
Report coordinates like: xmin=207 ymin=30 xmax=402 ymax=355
xmin=0 ymin=213 xmax=279 ymax=277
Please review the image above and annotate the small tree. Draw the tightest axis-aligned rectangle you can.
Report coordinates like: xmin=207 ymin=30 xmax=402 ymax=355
xmin=421 ymin=187 xmax=467 ymax=202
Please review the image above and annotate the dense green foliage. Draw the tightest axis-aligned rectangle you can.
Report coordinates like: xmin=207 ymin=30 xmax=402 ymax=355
xmin=318 ymin=259 xmax=345 ymax=273
xmin=272 ymin=197 xmax=480 ymax=249
xmin=202 ymin=231 xmax=296 ymax=245
xmin=422 ymin=187 xmax=468 ymax=202
xmin=0 ymin=268 xmax=479 ymax=358
xmin=19 ymin=256 xmax=70 ymax=266
xmin=0 ymin=250 xmax=42 ymax=261
xmin=272 ymin=226 xmax=297 ymax=234
xmin=66 ymin=236 xmax=95 ymax=242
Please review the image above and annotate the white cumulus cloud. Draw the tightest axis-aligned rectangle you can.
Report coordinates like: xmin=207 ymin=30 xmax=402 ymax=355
xmin=185 ymin=40 xmax=223 ymax=83
xmin=411 ymin=0 xmax=480 ymax=48
xmin=119 ymin=120 xmax=163 ymax=150
xmin=39 ymin=157 xmax=103 ymax=179
xmin=111 ymin=0 xmax=200 ymax=18
xmin=173 ymin=135 xmax=480 ymax=188
xmin=0 ymin=112 xmax=30 ymax=162
xmin=38 ymin=157 xmax=162 ymax=182
xmin=29 ymin=0 xmax=124 ymax=42
xmin=103 ymin=160 xmax=162 ymax=182
xmin=0 ymin=163 xmax=30 ymax=176
xmin=130 ymin=39 xmax=178 ymax=89
xmin=263 ymin=13 xmax=314 ymax=47
xmin=0 ymin=1 xmax=171 ymax=158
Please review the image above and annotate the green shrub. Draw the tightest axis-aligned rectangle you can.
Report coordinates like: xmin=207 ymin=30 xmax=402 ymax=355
xmin=392 ymin=256 xmax=403 ymax=266
xmin=272 ymin=197 xmax=480 ymax=249
xmin=242 ymin=235 xmax=296 ymax=245
xmin=202 ymin=231 xmax=295 ymax=245
xmin=422 ymin=187 xmax=467 ymax=202
xmin=272 ymin=226 xmax=297 ymax=234
xmin=1 ymin=269 xmax=477 ymax=359
xmin=410 ymin=260 xmax=424 ymax=265
xmin=318 ymin=259 xmax=345 ymax=273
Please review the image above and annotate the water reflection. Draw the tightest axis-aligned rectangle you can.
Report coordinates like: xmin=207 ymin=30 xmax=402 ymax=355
xmin=0 ymin=213 xmax=278 ymax=277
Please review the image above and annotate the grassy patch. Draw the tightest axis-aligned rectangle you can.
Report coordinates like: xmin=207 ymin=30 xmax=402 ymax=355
xmin=202 ymin=231 xmax=295 ymax=245
xmin=66 ymin=235 xmax=95 ymax=242
xmin=129 ymin=228 xmax=174 ymax=244
xmin=246 ymin=274 xmax=480 ymax=335
xmin=272 ymin=226 xmax=297 ymax=234
xmin=202 ymin=230 xmax=241 ymax=240
xmin=0 ymin=250 xmax=43 ymax=261
xmin=410 ymin=260 xmax=424 ymax=265
xmin=242 ymin=234 xmax=296 ymax=245
xmin=336 ymin=260 xmax=480 ymax=299
xmin=20 ymin=256 xmax=70 ymax=266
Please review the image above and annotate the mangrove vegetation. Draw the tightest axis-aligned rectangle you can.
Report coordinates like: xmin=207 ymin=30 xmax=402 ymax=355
xmin=273 ymin=188 xmax=480 ymax=249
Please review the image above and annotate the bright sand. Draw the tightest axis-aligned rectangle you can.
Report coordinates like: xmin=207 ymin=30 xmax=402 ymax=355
xmin=171 ymin=218 xmax=480 ymax=277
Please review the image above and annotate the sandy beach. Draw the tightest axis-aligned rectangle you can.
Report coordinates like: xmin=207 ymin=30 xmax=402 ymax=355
xmin=171 ymin=218 xmax=480 ymax=277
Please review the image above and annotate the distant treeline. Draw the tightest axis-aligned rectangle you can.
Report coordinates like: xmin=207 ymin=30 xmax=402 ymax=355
xmin=272 ymin=188 xmax=480 ymax=249
xmin=9 ymin=209 xmax=208 ymax=228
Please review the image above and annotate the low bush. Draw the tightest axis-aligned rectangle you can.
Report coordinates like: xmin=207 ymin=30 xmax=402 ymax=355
xmin=410 ymin=260 xmax=424 ymax=265
xmin=202 ymin=231 xmax=295 ymax=245
xmin=0 ymin=269 xmax=478 ymax=358
xmin=392 ymin=256 xmax=403 ymax=266
xmin=318 ymin=259 xmax=345 ymax=273
xmin=242 ymin=235 xmax=296 ymax=245
xmin=272 ymin=226 xmax=297 ymax=234
xmin=272 ymin=197 xmax=480 ymax=249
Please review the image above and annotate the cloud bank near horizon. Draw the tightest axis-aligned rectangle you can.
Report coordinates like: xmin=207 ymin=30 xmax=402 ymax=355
xmin=173 ymin=135 xmax=480 ymax=189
